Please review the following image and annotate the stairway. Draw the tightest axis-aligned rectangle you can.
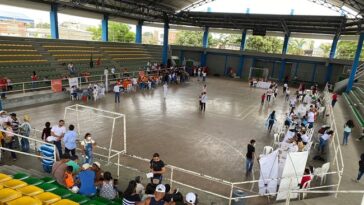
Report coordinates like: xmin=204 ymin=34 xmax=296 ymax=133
xmin=334 ymin=63 xmax=364 ymax=93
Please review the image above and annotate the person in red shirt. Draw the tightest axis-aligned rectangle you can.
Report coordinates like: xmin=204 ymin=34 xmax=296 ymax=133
xmin=331 ymin=93 xmax=338 ymax=107
xmin=300 ymin=168 xmax=312 ymax=188
xmin=31 ymin=71 xmax=38 ymax=90
xmin=0 ymin=77 xmax=7 ymax=99
xmin=261 ymin=93 xmax=266 ymax=105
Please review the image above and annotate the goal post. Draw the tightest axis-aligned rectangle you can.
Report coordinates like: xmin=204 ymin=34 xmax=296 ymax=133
xmin=249 ymin=67 xmax=269 ymax=81
xmin=64 ymin=104 xmax=126 ymax=164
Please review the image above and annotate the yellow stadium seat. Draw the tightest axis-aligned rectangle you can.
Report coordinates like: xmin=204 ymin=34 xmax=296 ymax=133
xmin=34 ymin=192 xmax=61 ymax=205
xmin=17 ymin=185 xmax=44 ymax=196
xmin=6 ymin=196 xmax=42 ymax=205
xmin=1 ymin=179 xmax=27 ymax=189
xmin=51 ymin=199 xmax=79 ymax=205
xmin=0 ymin=188 xmax=22 ymax=205
xmin=0 ymin=174 xmax=12 ymax=183
xmin=0 ymin=185 xmax=3 ymax=190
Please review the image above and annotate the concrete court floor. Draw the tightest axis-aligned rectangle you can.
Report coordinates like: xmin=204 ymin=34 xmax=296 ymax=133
xmin=9 ymin=77 xmax=355 ymax=204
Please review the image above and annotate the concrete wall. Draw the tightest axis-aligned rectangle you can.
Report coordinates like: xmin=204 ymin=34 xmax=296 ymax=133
xmin=172 ymin=46 xmax=352 ymax=85
xmin=2 ymin=92 xmax=69 ymax=110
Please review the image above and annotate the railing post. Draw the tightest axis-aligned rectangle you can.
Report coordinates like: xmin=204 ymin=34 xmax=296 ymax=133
xmin=117 ymin=153 xmax=120 ymax=179
xmin=170 ymin=167 xmax=174 ymax=188
xmin=285 ymin=178 xmax=293 ymax=205
xmin=22 ymin=83 xmax=25 ymax=93
xmin=228 ymin=183 xmax=234 ymax=205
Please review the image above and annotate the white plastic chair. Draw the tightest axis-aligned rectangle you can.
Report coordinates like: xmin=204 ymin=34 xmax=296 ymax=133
xmin=262 ymin=146 xmax=274 ymax=155
xmin=273 ymin=133 xmax=280 ymax=148
xmin=313 ymin=162 xmax=330 ymax=185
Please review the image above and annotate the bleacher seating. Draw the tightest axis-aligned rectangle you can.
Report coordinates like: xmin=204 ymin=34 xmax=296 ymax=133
xmin=343 ymin=75 xmax=364 ymax=128
xmin=0 ymin=36 xmax=163 ymax=83
xmin=0 ymin=165 xmax=121 ymax=205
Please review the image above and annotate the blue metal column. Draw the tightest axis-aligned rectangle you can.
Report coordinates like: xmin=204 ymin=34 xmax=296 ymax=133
xmin=224 ymin=55 xmax=228 ymax=74
xmin=162 ymin=21 xmax=169 ymax=65
xmin=50 ymin=3 xmax=59 ymax=39
xmin=135 ymin=20 xmax=143 ymax=44
xmin=237 ymin=29 xmax=247 ymax=77
xmin=325 ymin=35 xmax=339 ymax=83
xmin=311 ymin=63 xmax=317 ymax=82
xmin=102 ymin=14 xmax=109 ymax=42
xmin=346 ymin=33 xmax=364 ymax=92
xmin=279 ymin=33 xmax=290 ymax=81
xmin=201 ymin=27 xmax=209 ymax=66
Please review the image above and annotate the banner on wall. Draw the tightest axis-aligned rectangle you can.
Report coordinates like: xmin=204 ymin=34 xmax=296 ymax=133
xmin=51 ymin=79 xmax=62 ymax=93
xmin=68 ymin=77 xmax=79 ymax=88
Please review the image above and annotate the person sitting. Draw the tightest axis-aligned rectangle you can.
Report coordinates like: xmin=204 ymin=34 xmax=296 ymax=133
xmin=99 ymin=171 xmax=117 ymax=200
xmin=139 ymin=184 xmax=168 ymax=205
xmin=141 ymin=183 xmax=155 ymax=201
xmin=92 ymin=162 xmax=103 ymax=184
xmin=66 ymin=155 xmax=80 ymax=174
xmin=299 ymin=168 xmax=312 ymax=188
xmin=52 ymin=153 xmax=70 ymax=186
xmin=64 ymin=166 xmax=74 ymax=189
xmin=122 ymin=180 xmax=141 ymax=205
xmin=76 ymin=163 xmax=96 ymax=196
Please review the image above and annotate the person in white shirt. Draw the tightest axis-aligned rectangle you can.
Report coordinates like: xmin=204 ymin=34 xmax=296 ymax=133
xmin=202 ymin=71 xmax=207 ymax=82
xmin=93 ymin=86 xmax=98 ymax=101
xmin=301 ymin=130 xmax=309 ymax=144
xmin=200 ymin=92 xmax=208 ymax=112
xmin=163 ymin=83 xmax=168 ymax=99
xmin=0 ymin=110 xmax=10 ymax=129
xmin=289 ymin=97 xmax=297 ymax=108
xmin=197 ymin=68 xmax=201 ymax=81
xmin=51 ymin=120 xmax=66 ymax=156
xmin=111 ymin=67 xmax=116 ymax=79
xmin=266 ymin=88 xmax=273 ymax=102
xmin=285 ymin=88 xmax=290 ymax=101
xmin=307 ymin=109 xmax=315 ymax=128
xmin=283 ymin=83 xmax=288 ymax=93
xmin=114 ymin=83 xmax=120 ymax=103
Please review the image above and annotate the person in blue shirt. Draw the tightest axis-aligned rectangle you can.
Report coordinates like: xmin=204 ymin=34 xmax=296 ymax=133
xmin=76 ymin=163 xmax=96 ymax=196
xmin=63 ymin=124 xmax=78 ymax=157
xmin=38 ymin=137 xmax=58 ymax=173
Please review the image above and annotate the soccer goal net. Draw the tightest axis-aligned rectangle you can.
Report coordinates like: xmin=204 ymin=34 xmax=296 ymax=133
xmin=249 ymin=67 xmax=269 ymax=81
xmin=64 ymin=104 xmax=126 ymax=163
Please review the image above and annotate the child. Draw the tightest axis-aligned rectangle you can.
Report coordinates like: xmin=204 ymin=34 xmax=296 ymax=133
xmin=261 ymin=93 xmax=266 ymax=105
xmin=64 ymin=166 xmax=74 ymax=189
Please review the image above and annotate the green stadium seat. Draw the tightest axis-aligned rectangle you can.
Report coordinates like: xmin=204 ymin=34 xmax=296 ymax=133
xmin=66 ymin=194 xmax=89 ymax=204
xmin=6 ymin=196 xmax=42 ymax=205
xmin=50 ymin=188 xmax=73 ymax=198
xmin=12 ymin=173 xmax=29 ymax=180
xmin=22 ymin=177 xmax=44 ymax=186
xmin=40 ymin=177 xmax=55 ymax=184
xmin=36 ymin=183 xmax=58 ymax=192
xmin=84 ymin=200 xmax=107 ymax=205
xmin=51 ymin=199 xmax=79 ymax=205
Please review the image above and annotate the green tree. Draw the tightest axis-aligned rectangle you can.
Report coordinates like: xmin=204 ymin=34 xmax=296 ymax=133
xmin=245 ymin=36 xmax=283 ymax=53
xmin=319 ymin=43 xmax=331 ymax=57
xmin=175 ymin=30 xmax=213 ymax=47
xmin=87 ymin=22 xmax=135 ymax=42
xmin=336 ymin=41 xmax=359 ymax=59
xmin=35 ymin=22 xmax=50 ymax=29
xmin=288 ymin=39 xmax=306 ymax=55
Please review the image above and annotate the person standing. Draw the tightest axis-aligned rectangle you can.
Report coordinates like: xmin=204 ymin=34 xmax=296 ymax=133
xmin=319 ymin=130 xmax=334 ymax=154
xmin=4 ymin=122 xmax=16 ymax=161
xmin=31 ymin=71 xmax=38 ymax=90
xmin=150 ymin=153 xmax=166 ymax=185
xmin=111 ymin=66 xmax=116 ymax=79
xmin=261 ymin=93 xmax=266 ymax=105
xmin=354 ymin=153 xmax=364 ymax=182
xmin=113 ymin=83 xmax=120 ymax=103
xmin=200 ymin=92 xmax=208 ymax=112
xmin=51 ymin=120 xmax=66 ymax=157
xmin=81 ymin=133 xmax=96 ymax=164
xmin=163 ymin=83 xmax=168 ymax=99
xmin=202 ymin=84 xmax=207 ymax=93
xmin=332 ymin=93 xmax=338 ymax=107
xmin=202 ymin=71 xmax=207 ymax=82
xmin=267 ymin=111 xmax=277 ymax=133
xmin=283 ymin=83 xmax=288 ymax=94
xmin=9 ymin=113 xmax=20 ymax=149
xmin=63 ymin=124 xmax=78 ymax=156
xmin=19 ymin=115 xmax=31 ymax=152
xmin=41 ymin=122 xmax=52 ymax=142
xmin=342 ymin=120 xmax=355 ymax=145
xmin=307 ymin=108 xmax=315 ymax=129
xmin=285 ymin=88 xmax=290 ymax=101
xmin=246 ymin=139 xmax=256 ymax=177
xmin=266 ymin=87 xmax=273 ymax=103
